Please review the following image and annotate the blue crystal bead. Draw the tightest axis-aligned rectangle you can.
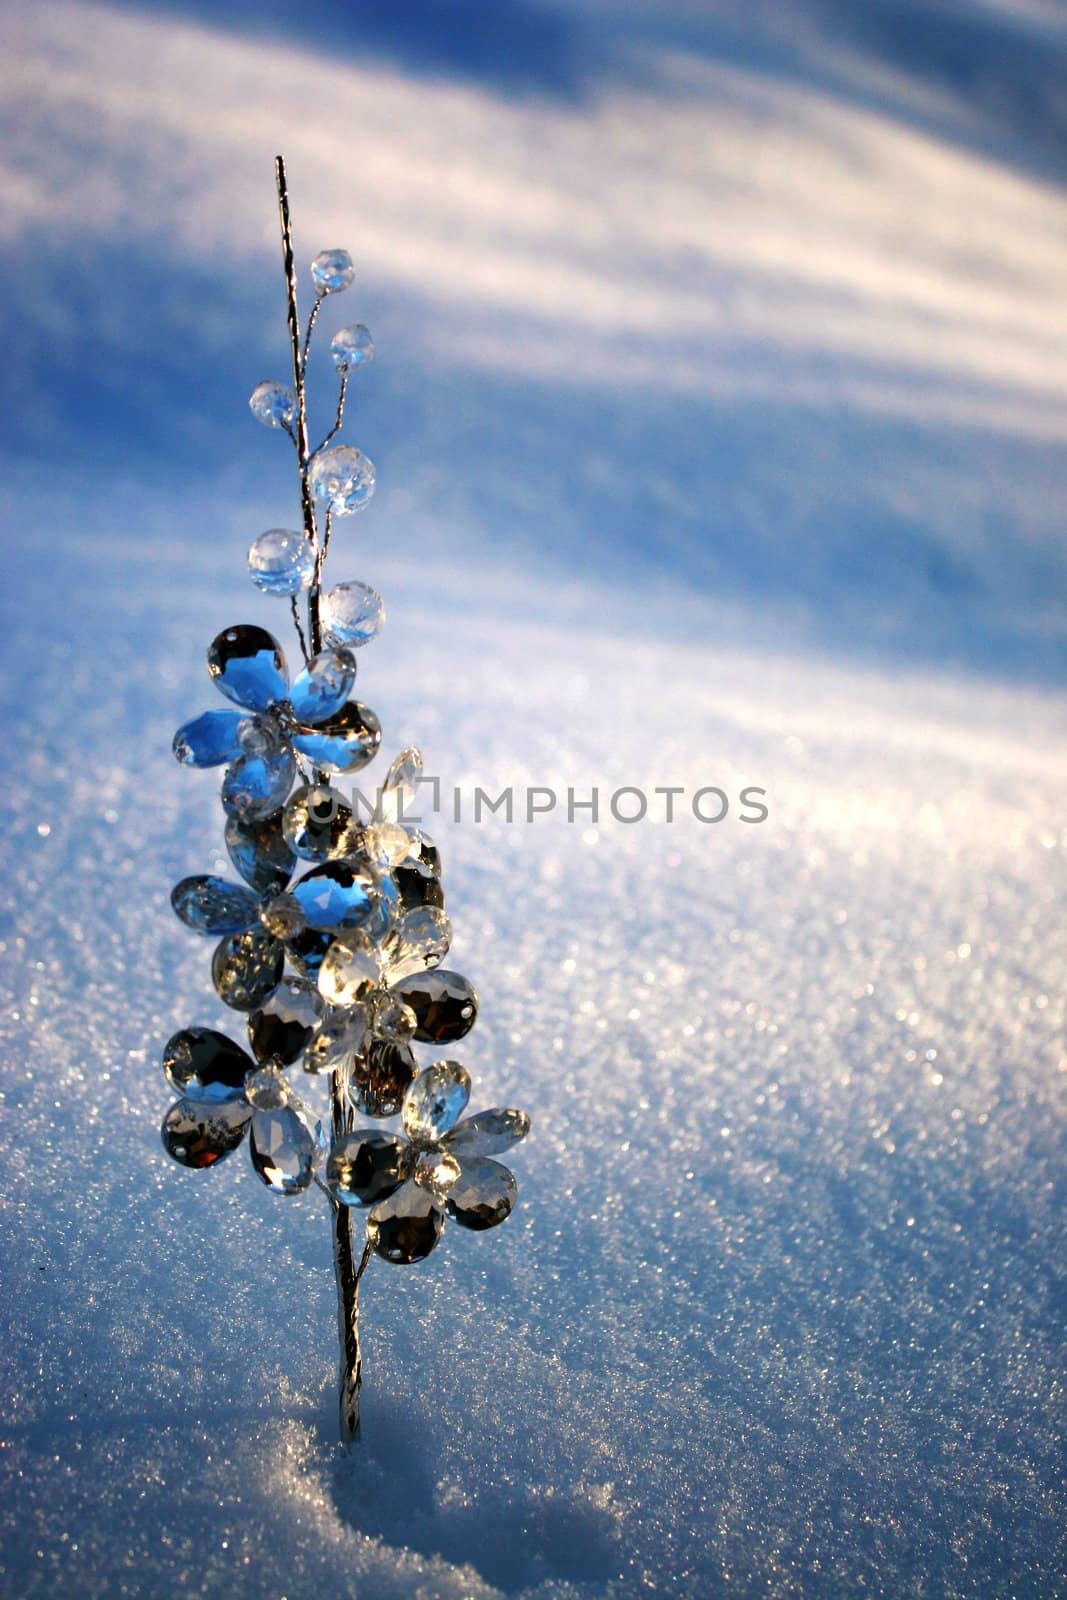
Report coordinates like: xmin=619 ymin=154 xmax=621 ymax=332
xmin=247 ymin=530 xmax=315 ymax=596
xmin=330 ymin=324 xmax=375 ymax=370
xmin=308 ymin=446 xmax=375 ymax=516
xmin=221 ymin=746 xmax=297 ymax=821
xmin=172 ymin=708 xmax=247 ymax=768
xmin=310 ymin=249 xmax=354 ymax=294
xmin=288 ymin=859 xmax=382 ymax=933
xmin=288 ymin=648 xmax=356 ymax=725
xmin=207 ymin=625 xmax=289 ymax=712
xmin=320 ymin=582 xmax=385 ymax=648
xmin=249 ymin=381 xmax=294 ymax=429
xmin=170 ymin=876 xmax=260 ymax=936
xmin=290 ymin=702 xmax=381 ymax=774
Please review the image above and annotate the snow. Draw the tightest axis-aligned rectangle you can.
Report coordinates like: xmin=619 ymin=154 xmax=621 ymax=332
xmin=1 ymin=2 xmax=1066 ymax=1596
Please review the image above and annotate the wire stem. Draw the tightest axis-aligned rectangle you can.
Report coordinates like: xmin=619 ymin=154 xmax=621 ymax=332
xmin=310 ymin=369 xmax=349 ymax=459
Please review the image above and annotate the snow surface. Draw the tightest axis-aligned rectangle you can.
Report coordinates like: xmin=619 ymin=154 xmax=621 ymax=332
xmin=1 ymin=2 xmax=1066 ymax=1597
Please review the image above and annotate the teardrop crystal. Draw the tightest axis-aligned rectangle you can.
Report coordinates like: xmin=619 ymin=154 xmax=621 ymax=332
xmin=249 ymin=381 xmax=294 ymax=429
xmin=171 ymin=876 xmax=260 ymax=937
xmin=211 ymin=929 xmax=284 ymax=1012
xmin=446 ymin=1155 xmax=518 ymax=1231
xmin=380 ymin=746 xmax=423 ymax=821
xmin=162 ymin=1027 xmax=254 ymax=1102
xmin=320 ymin=581 xmax=385 ymax=648
xmin=327 ymin=1129 xmax=404 ymax=1207
xmin=288 ymin=858 xmax=384 ymax=934
xmin=247 ymin=976 xmax=324 ymax=1065
xmin=308 ymin=446 xmax=375 ymax=515
xmin=393 ymin=969 xmax=478 ymax=1043
xmin=207 ymin=625 xmax=289 ymax=712
xmin=221 ymin=746 xmax=297 ymax=822
xmin=287 ymin=648 xmax=356 ymax=725
xmin=290 ymin=702 xmax=381 ymax=774
xmin=161 ymin=1097 xmax=251 ymax=1168
xmin=402 ymin=1060 xmax=471 ymax=1147
xmin=310 ymin=248 xmax=354 ymax=294
xmin=247 ymin=529 xmax=314 ymax=596
xmin=282 ymin=784 xmax=360 ymax=862
xmin=318 ymin=936 xmax=381 ymax=1005
xmin=348 ymin=1037 xmax=417 ymax=1118
xmin=330 ymin=323 xmax=374 ymax=369
xmin=224 ymin=810 xmax=295 ymax=895
xmin=367 ymin=1179 xmax=445 ymax=1263
xmin=282 ymin=924 xmax=333 ymax=978
xmin=249 ymin=1101 xmax=321 ymax=1194
xmin=382 ymin=906 xmax=452 ymax=981
xmin=444 ymin=1108 xmax=531 ymax=1158
xmin=173 ymin=708 xmax=247 ymax=768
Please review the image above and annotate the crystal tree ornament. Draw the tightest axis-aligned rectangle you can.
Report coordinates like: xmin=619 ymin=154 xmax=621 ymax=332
xmin=161 ymin=157 xmax=530 ymax=1445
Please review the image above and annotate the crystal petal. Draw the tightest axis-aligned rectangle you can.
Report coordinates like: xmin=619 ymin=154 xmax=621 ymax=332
xmin=446 ymin=1156 xmax=517 ymax=1231
xmin=393 ymin=969 xmax=478 ymax=1043
xmin=367 ymin=1179 xmax=445 ymax=1264
xmin=402 ymin=1060 xmax=471 ymax=1147
xmin=308 ymin=446 xmax=375 ymax=515
xmin=318 ymin=936 xmax=381 ymax=1005
xmin=247 ymin=976 xmax=324 ymax=1065
xmin=287 ymin=648 xmax=357 ymax=725
xmin=161 ymin=1097 xmax=252 ymax=1168
xmin=310 ymin=249 xmax=354 ymax=294
xmin=249 ymin=1101 xmax=321 ymax=1194
xmin=282 ymin=783 xmax=361 ymax=862
xmin=394 ymin=858 xmax=445 ymax=913
xmin=348 ymin=1037 xmax=417 ymax=1118
xmin=303 ymin=1009 xmax=367 ymax=1075
xmin=288 ymin=858 xmax=383 ymax=934
xmin=207 ymin=625 xmax=289 ymax=711
xmin=320 ymin=582 xmax=385 ymax=648
xmin=162 ymin=1027 xmax=255 ymax=1102
xmin=224 ymin=810 xmax=295 ymax=895
xmin=290 ymin=702 xmax=381 ymax=774
xmin=211 ymin=929 xmax=284 ymax=1012
xmin=330 ymin=323 xmax=374 ymax=369
xmin=382 ymin=906 xmax=452 ymax=981
xmin=171 ymin=876 xmax=260 ymax=936
xmin=249 ymin=380 xmax=294 ymax=429
xmin=221 ymin=745 xmax=297 ymax=821
xmin=444 ymin=1108 xmax=531 ymax=1158
xmin=172 ymin=708 xmax=247 ymax=768
xmin=326 ymin=1129 xmax=405 ymax=1207
xmin=380 ymin=746 xmax=423 ymax=820
xmin=247 ymin=529 xmax=314 ymax=596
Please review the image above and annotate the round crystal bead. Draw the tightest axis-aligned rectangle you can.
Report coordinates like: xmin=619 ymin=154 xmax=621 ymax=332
xmin=311 ymin=249 xmax=355 ymax=294
xmin=320 ymin=581 xmax=385 ymax=648
xmin=308 ymin=446 xmax=376 ymax=516
xmin=249 ymin=381 xmax=294 ymax=429
xmin=330 ymin=324 xmax=374 ymax=369
xmin=247 ymin=529 xmax=314 ymax=596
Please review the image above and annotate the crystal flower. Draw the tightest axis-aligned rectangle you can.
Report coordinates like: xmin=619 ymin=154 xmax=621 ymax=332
xmin=172 ymin=624 xmax=382 ymax=820
xmin=326 ymin=1061 xmax=530 ymax=1263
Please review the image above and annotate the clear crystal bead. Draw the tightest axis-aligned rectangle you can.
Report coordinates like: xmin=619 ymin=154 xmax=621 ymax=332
xmin=394 ymin=858 xmax=445 ymax=914
xmin=445 ymin=1155 xmax=517 ymax=1231
xmin=247 ymin=975 xmax=324 ymax=1064
xmin=382 ymin=906 xmax=452 ymax=981
xmin=170 ymin=876 xmax=260 ymax=936
xmin=207 ymin=625 xmax=289 ymax=712
xmin=249 ymin=381 xmax=294 ymax=429
xmin=318 ymin=936 xmax=381 ymax=1005
xmin=330 ymin=323 xmax=374 ymax=369
xmin=367 ymin=1179 xmax=445 ymax=1263
xmin=258 ymin=889 xmax=307 ymax=940
xmin=367 ymin=990 xmax=417 ymax=1043
xmin=172 ymin=708 xmax=247 ymax=768
xmin=249 ymin=1101 xmax=321 ymax=1194
xmin=247 ymin=529 xmax=314 ymax=596
xmin=347 ymin=1037 xmax=416 ymax=1118
xmin=303 ymin=1009 xmax=366 ymax=1075
xmin=244 ymin=1065 xmax=290 ymax=1110
xmin=282 ymin=783 xmax=360 ymax=862
xmin=381 ymin=746 xmax=423 ymax=821
xmin=392 ymin=969 xmax=477 ymax=1043
xmin=320 ymin=582 xmax=385 ymax=648
xmin=363 ymin=821 xmax=412 ymax=867
xmin=224 ymin=810 xmax=295 ymax=896
xmin=161 ymin=1097 xmax=251 ymax=1168
xmin=310 ymin=249 xmax=354 ymax=294
xmin=308 ymin=446 xmax=375 ymax=515
xmin=211 ymin=929 xmax=284 ymax=1012
xmin=444 ymin=1108 xmax=531 ymax=1157
xmin=402 ymin=1060 xmax=471 ymax=1147
xmin=222 ymin=746 xmax=297 ymax=823
xmin=287 ymin=648 xmax=356 ymax=725
xmin=162 ymin=1027 xmax=254 ymax=1102
xmin=327 ymin=1129 xmax=404 ymax=1207
xmin=290 ymin=702 xmax=381 ymax=774
xmin=410 ymin=1148 xmax=461 ymax=1201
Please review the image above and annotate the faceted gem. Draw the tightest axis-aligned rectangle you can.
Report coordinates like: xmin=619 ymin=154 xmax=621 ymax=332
xmin=330 ymin=323 xmax=374 ymax=370
xmin=224 ymin=810 xmax=295 ymax=896
xmin=207 ymin=625 xmax=289 ymax=712
xmin=290 ymin=702 xmax=381 ymax=774
xmin=318 ymin=936 xmax=381 ymax=1005
xmin=367 ymin=1180 xmax=445 ymax=1264
xmin=327 ymin=1129 xmax=404 ymax=1207
xmin=380 ymin=746 xmax=423 ymax=821
xmin=247 ymin=976 xmax=324 ymax=1065
xmin=392 ymin=969 xmax=477 ymax=1045
xmin=311 ymin=248 xmax=354 ymax=294
xmin=249 ymin=380 xmax=295 ymax=429
xmin=348 ymin=1038 xmax=417 ymax=1117
xmin=282 ymin=784 xmax=360 ymax=862
xmin=363 ymin=821 xmax=412 ymax=867
xmin=258 ymin=889 xmax=307 ymax=940
xmin=303 ymin=1010 xmax=366 ymax=1075
xmin=410 ymin=1148 xmax=461 ymax=1201
xmin=171 ymin=876 xmax=259 ymax=936
xmin=446 ymin=1156 xmax=518 ymax=1231
xmin=211 ymin=929 xmax=284 ymax=1012
xmin=394 ymin=858 xmax=445 ymax=913
xmin=162 ymin=1027 xmax=254 ymax=1102
xmin=244 ymin=1066 xmax=291 ymax=1110
xmin=282 ymin=924 xmax=333 ymax=978
xmin=358 ymin=866 xmax=400 ymax=945
xmin=402 ymin=1060 xmax=471 ymax=1147
xmin=161 ymin=1098 xmax=251 ymax=1169
xmin=249 ymin=1101 xmax=321 ymax=1194
xmin=172 ymin=708 xmax=247 ymax=768
xmin=444 ymin=1108 xmax=531 ymax=1158
xmin=288 ymin=858 xmax=384 ymax=933
xmin=221 ymin=745 xmax=297 ymax=822
xmin=320 ymin=581 xmax=385 ymax=648
xmin=367 ymin=990 xmax=417 ymax=1043
xmin=247 ymin=529 xmax=314 ymax=596
xmin=383 ymin=906 xmax=452 ymax=981
xmin=406 ymin=829 xmax=442 ymax=876
xmin=308 ymin=446 xmax=375 ymax=516
xmin=287 ymin=648 xmax=356 ymax=725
